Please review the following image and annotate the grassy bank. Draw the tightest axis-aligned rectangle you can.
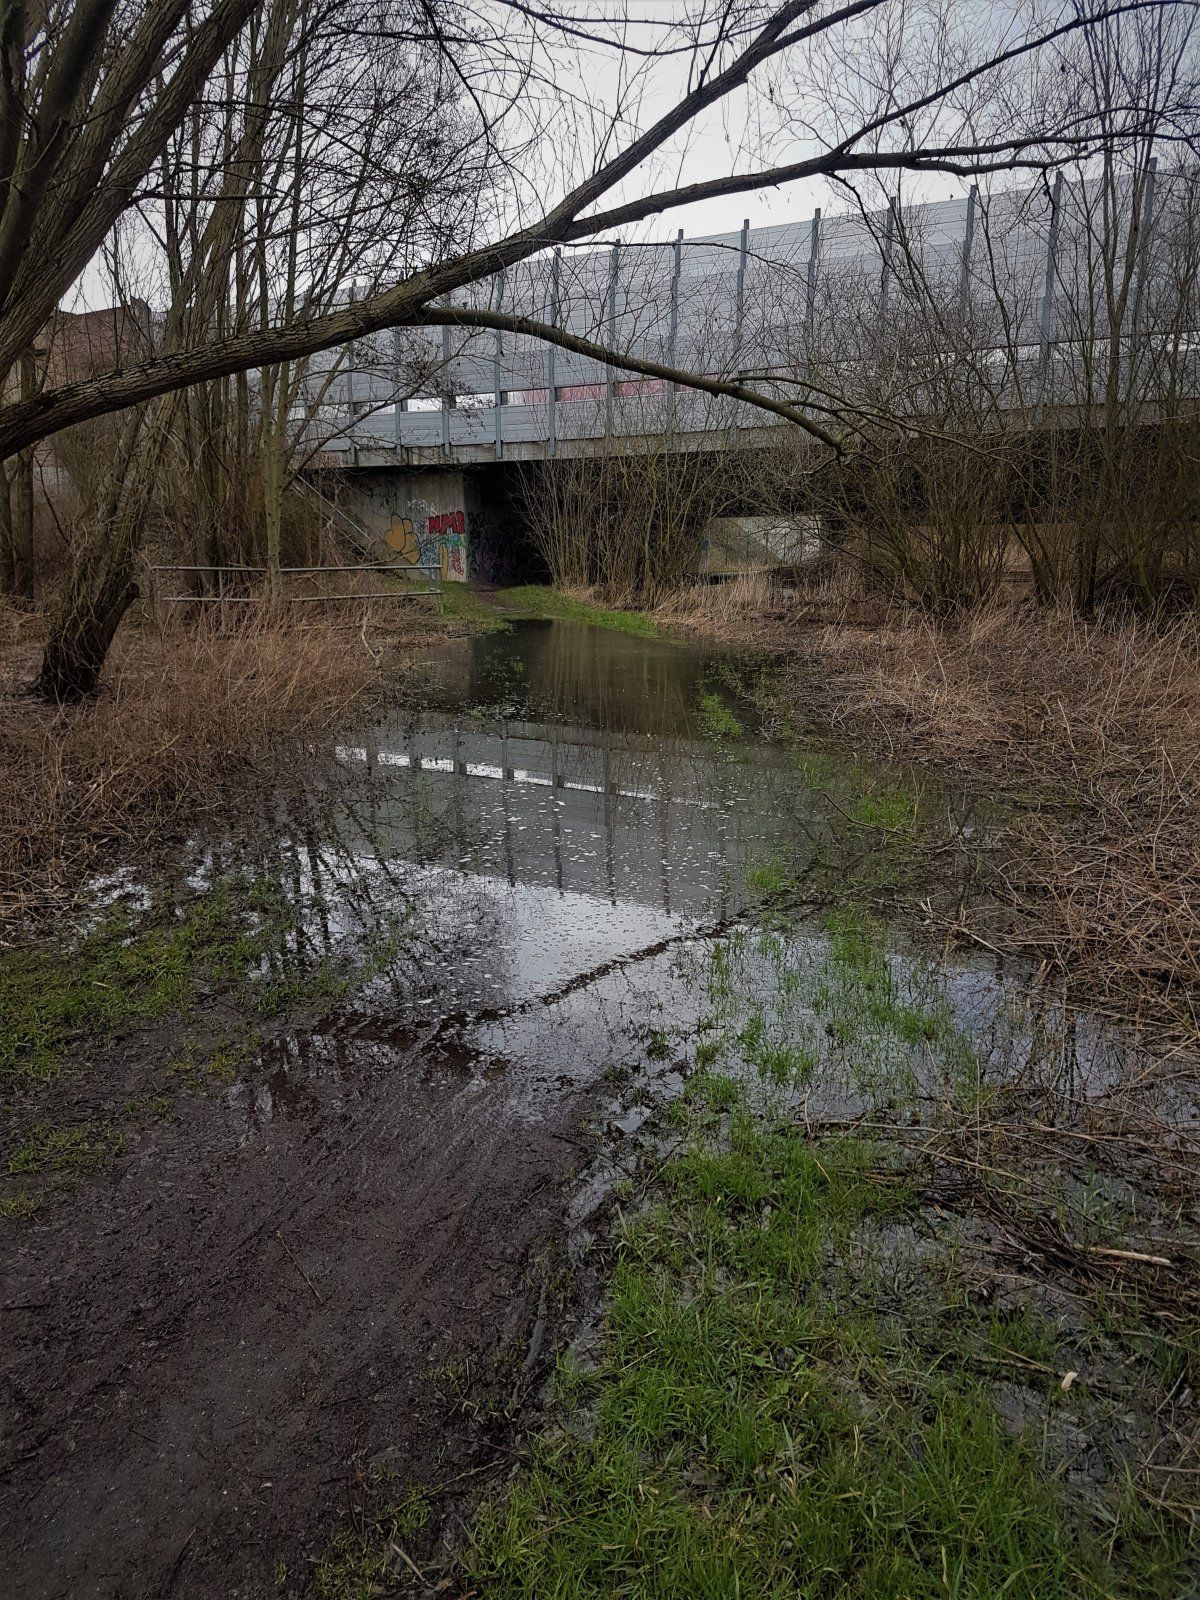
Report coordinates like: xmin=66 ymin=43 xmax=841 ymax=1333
xmin=438 ymin=581 xmax=513 ymax=631
xmin=662 ymin=575 xmax=1200 ymax=1043
xmin=459 ymin=910 xmax=1198 ymax=1598
xmin=489 ymin=583 xmax=660 ymax=637
xmin=308 ymin=896 xmax=1199 ymax=1595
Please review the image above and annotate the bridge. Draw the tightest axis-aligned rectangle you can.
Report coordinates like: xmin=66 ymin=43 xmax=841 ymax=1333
xmin=298 ymin=168 xmax=1196 ymax=576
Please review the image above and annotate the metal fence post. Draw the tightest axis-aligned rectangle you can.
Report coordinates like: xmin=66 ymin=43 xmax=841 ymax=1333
xmin=441 ymin=302 xmax=452 ymax=457
xmin=1133 ymin=155 xmax=1158 ymax=337
xmin=1039 ymin=170 xmax=1065 ymax=394
xmin=959 ymin=184 xmax=978 ymax=320
xmin=729 ymin=217 xmax=750 ymax=444
xmin=880 ymin=198 xmax=897 ymax=324
xmin=547 ymin=247 xmax=561 ymax=457
xmin=805 ymin=207 xmax=821 ymax=326
xmin=668 ymin=228 xmax=683 ymax=430
xmin=734 ymin=216 xmax=750 ymax=353
xmin=804 ymin=206 xmax=821 ymax=386
xmin=668 ymin=228 xmax=683 ymax=365
xmin=493 ymin=267 xmax=506 ymax=460
xmin=392 ymin=326 xmax=403 ymax=454
xmin=605 ymin=241 xmax=620 ymax=435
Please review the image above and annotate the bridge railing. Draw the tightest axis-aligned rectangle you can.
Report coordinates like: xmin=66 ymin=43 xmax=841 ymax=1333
xmin=296 ymin=167 xmax=1200 ymax=459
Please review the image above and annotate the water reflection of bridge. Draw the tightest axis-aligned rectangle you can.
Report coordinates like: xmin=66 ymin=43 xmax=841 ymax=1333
xmin=337 ymin=714 xmax=798 ymax=918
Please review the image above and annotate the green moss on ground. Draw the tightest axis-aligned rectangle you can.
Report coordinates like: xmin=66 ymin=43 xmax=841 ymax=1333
xmin=696 ymin=689 xmax=743 ymax=739
xmin=0 ymin=883 xmax=272 ymax=1094
xmin=1 ymin=874 xmax=412 ymax=1091
xmin=438 ymin=582 xmax=513 ymax=631
xmin=1 ymin=873 xmax=412 ymax=1216
xmin=0 ymin=878 xmax=289 ymax=1088
xmin=492 ymin=584 xmax=659 ymax=637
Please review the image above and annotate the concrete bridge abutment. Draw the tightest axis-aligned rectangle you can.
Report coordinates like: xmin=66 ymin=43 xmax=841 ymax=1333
xmin=323 ymin=463 xmax=542 ymax=585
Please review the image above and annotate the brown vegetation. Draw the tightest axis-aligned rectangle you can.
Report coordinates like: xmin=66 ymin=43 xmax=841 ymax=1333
xmin=665 ymin=571 xmax=1200 ymax=1037
xmin=0 ymin=598 xmax=443 ymax=926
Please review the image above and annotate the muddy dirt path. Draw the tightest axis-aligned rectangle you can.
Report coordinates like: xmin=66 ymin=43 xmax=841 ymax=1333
xmin=3 ymin=621 xmax=796 ymax=1597
xmin=4 ymin=1033 xmax=591 ymax=1596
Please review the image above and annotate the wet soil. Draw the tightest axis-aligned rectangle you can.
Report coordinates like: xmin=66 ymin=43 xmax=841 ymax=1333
xmin=3 ymin=1036 xmax=589 ymax=1597
xmin=0 ymin=621 xmax=797 ymax=1597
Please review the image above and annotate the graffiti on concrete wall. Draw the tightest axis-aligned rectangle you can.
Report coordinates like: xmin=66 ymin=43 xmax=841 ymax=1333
xmin=381 ymin=504 xmax=469 ymax=581
xmin=427 ymin=509 xmax=467 ymax=581
xmin=387 ymin=514 xmax=422 ymax=564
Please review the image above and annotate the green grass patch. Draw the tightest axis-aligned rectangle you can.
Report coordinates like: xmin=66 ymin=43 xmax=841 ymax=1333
xmin=460 ymin=906 xmax=1192 ymax=1599
xmin=438 ymin=582 xmax=512 ymax=631
xmin=278 ymin=1472 xmax=430 ymax=1599
xmin=746 ymin=854 xmax=796 ymax=896
xmin=4 ymin=1119 xmax=124 ymax=1214
xmin=2 ymin=877 xmax=417 ymax=1214
xmin=849 ymin=784 xmax=919 ymax=831
xmin=2 ymin=876 xmax=414 ymax=1088
xmin=166 ymin=1029 xmax=260 ymax=1085
xmin=0 ymin=878 xmax=292 ymax=1086
xmin=494 ymin=584 xmax=659 ymax=637
xmin=696 ymin=689 xmax=743 ymax=739
xmin=9 ymin=1120 xmax=123 ymax=1178
xmin=466 ymin=1108 xmax=1191 ymax=1597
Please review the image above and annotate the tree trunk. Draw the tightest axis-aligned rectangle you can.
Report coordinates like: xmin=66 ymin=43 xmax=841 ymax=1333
xmin=4 ymin=350 xmax=38 ymax=599
xmin=11 ymin=445 xmax=34 ymax=598
xmin=34 ymin=513 xmax=142 ymax=699
xmin=33 ymin=407 xmax=153 ymax=700
xmin=0 ymin=464 xmax=15 ymax=595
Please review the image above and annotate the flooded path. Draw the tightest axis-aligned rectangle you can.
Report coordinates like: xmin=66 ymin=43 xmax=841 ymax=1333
xmin=1 ymin=620 xmax=1172 ymax=1597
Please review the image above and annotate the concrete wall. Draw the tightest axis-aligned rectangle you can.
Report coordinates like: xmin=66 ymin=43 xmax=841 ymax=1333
xmin=338 ymin=467 xmax=473 ymax=581
xmin=333 ymin=463 xmax=827 ymax=585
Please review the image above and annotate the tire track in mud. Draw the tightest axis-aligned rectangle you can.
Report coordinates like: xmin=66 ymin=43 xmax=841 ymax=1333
xmin=1 ymin=856 xmax=825 ymax=1598
xmin=0 ymin=1015 xmax=590 ymax=1597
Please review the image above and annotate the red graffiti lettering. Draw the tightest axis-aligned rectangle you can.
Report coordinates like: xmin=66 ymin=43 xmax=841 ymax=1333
xmin=425 ymin=509 xmax=466 ymax=537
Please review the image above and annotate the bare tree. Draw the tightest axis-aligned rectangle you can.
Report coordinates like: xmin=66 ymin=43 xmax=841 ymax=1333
xmin=0 ymin=0 xmax=1192 ymax=690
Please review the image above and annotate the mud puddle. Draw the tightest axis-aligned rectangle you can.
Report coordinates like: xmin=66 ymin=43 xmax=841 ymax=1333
xmin=0 ymin=619 xmax=1169 ymax=1598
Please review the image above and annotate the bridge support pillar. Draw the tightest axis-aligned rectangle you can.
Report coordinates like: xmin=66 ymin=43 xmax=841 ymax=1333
xmin=333 ymin=467 xmax=478 ymax=582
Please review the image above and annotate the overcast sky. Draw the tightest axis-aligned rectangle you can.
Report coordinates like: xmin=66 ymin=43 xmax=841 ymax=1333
xmin=70 ymin=0 xmax=1069 ymax=311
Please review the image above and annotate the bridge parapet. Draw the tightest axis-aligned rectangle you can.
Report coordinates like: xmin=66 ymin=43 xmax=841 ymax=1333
xmin=300 ymin=170 xmax=1200 ymax=465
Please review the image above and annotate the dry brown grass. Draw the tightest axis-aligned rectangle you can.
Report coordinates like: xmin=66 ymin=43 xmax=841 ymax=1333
xmin=656 ymin=572 xmax=783 ymax=630
xmin=0 ymin=599 xmax=436 ymax=925
xmin=656 ymin=562 xmax=888 ymax=643
xmin=811 ymin=605 xmax=1200 ymax=1027
xmin=667 ymin=574 xmax=1200 ymax=1037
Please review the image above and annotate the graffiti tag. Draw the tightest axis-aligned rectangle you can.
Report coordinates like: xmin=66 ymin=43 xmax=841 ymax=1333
xmin=387 ymin=514 xmax=422 ymax=565
xmin=427 ymin=510 xmax=468 ymax=581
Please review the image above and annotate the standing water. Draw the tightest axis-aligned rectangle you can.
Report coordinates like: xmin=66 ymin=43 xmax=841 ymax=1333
xmin=2 ymin=618 xmax=1174 ymax=1600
